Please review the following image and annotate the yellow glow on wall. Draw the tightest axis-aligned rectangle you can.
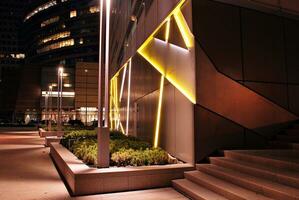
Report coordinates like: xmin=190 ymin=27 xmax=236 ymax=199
xmin=154 ymin=75 xmax=165 ymax=148
xmin=137 ymin=0 xmax=196 ymax=104
xmin=173 ymin=10 xmax=194 ymax=48
xmin=165 ymin=18 xmax=170 ymax=43
xmin=126 ymin=60 xmax=132 ymax=136
xmin=138 ymin=48 xmax=196 ymax=104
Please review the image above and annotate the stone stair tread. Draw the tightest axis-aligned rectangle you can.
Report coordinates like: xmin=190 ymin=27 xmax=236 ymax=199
xmin=209 ymin=157 xmax=299 ymax=179
xmin=225 ymin=150 xmax=299 ymax=163
xmin=185 ymin=170 xmax=274 ymax=200
xmin=197 ymin=164 xmax=299 ymax=199
xmin=172 ymin=179 xmax=229 ymax=200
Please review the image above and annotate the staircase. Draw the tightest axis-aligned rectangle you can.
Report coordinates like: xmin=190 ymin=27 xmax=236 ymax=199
xmin=173 ymin=123 xmax=299 ymax=200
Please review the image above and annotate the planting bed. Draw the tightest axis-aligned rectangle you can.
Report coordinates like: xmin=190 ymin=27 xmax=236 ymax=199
xmin=50 ymin=130 xmax=194 ymax=195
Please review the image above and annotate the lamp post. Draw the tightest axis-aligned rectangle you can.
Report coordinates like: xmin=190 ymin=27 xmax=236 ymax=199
xmin=85 ymin=69 xmax=88 ymax=126
xmin=57 ymin=67 xmax=64 ymax=131
xmin=97 ymin=0 xmax=111 ymax=168
xmin=45 ymin=92 xmax=48 ymax=126
xmin=48 ymin=85 xmax=53 ymax=131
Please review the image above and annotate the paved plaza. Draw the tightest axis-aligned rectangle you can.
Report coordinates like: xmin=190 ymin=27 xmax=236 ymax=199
xmin=0 ymin=131 xmax=188 ymax=200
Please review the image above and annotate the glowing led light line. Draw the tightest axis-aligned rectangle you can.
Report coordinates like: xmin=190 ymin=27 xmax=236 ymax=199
xmin=154 ymin=75 xmax=165 ymax=148
xmin=165 ymin=18 xmax=170 ymax=43
xmin=119 ymin=64 xmax=127 ymax=102
xmin=173 ymin=10 xmax=194 ymax=49
xmin=126 ymin=60 xmax=132 ymax=136
xmin=138 ymin=47 xmax=196 ymax=104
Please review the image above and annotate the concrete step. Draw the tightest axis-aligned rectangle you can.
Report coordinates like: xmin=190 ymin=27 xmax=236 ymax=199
xmin=209 ymin=157 xmax=299 ymax=189
xmin=172 ymin=179 xmax=229 ymax=200
xmin=277 ymin=135 xmax=299 ymax=143
xmin=270 ymin=141 xmax=299 ymax=150
xmin=184 ymin=170 xmax=273 ymax=200
xmin=224 ymin=150 xmax=299 ymax=172
xmin=196 ymin=164 xmax=299 ymax=200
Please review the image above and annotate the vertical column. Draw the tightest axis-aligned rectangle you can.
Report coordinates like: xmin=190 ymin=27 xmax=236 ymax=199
xmin=97 ymin=0 xmax=110 ymax=168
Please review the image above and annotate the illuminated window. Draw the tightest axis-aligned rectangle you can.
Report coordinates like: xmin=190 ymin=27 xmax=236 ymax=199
xmin=37 ymin=39 xmax=74 ymax=53
xmin=61 ymin=0 xmax=69 ymax=2
xmin=79 ymin=38 xmax=84 ymax=44
xmin=40 ymin=31 xmax=71 ymax=44
xmin=70 ymin=10 xmax=77 ymax=18
xmin=10 ymin=53 xmax=25 ymax=59
xmin=89 ymin=6 xmax=99 ymax=13
xmin=25 ymin=1 xmax=57 ymax=21
xmin=41 ymin=16 xmax=59 ymax=27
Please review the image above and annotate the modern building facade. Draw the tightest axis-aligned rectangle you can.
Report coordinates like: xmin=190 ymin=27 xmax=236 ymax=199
xmin=108 ymin=0 xmax=299 ymax=166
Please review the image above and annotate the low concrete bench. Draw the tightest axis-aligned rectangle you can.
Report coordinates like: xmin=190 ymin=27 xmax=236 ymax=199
xmin=50 ymin=143 xmax=194 ymax=196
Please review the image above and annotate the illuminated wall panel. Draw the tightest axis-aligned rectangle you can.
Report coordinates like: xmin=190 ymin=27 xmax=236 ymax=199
xmin=109 ymin=0 xmax=195 ymax=163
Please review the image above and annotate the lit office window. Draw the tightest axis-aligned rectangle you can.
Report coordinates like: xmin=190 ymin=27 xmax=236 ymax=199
xmin=89 ymin=6 xmax=99 ymax=13
xmin=70 ymin=10 xmax=77 ymax=18
xmin=41 ymin=16 xmax=59 ymax=27
xmin=79 ymin=38 xmax=84 ymax=44
xmin=40 ymin=31 xmax=71 ymax=44
xmin=37 ymin=39 xmax=74 ymax=53
xmin=10 ymin=53 xmax=25 ymax=59
xmin=25 ymin=0 xmax=57 ymax=21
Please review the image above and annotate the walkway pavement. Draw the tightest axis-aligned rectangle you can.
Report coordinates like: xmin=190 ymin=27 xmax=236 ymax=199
xmin=0 ymin=131 xmax=188 ymax=200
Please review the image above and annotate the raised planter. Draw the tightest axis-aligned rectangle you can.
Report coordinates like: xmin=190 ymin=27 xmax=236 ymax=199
xmin=45 ymin=136 xmax=62 ymax=147
xmin=39 ymin=128 xmax=64 ymax=138
xmin=50 ymin=143 xmax=194 ymax=196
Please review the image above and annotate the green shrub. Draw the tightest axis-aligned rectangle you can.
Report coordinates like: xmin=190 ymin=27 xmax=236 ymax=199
xmin=111 ymin=148 xmax=169 ymax=167
xmin=67 ymin=131 xmax=171 ymax=167
xmin=110 ymin=139 xmax=151 ymax=154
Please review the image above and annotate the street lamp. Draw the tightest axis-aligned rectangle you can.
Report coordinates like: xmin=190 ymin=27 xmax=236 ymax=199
xmin=85 ymin=69 xmax=88 ymax=126
xmin=97 ymin=0 xmax=111 ymax=168
xmin=57 ymin=66 xmax=64 ymax=131
xmin=48 ymin=85 xmax=53 ymax=131
xmin=45 ymin=92 xmax=48 ymax=126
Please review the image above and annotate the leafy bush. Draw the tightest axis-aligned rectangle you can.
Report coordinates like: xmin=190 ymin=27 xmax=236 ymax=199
xmin=111 ymin=148 xmax=169 ymax=166
xmin=71 ymin=139 xmax=97 ymax=165
xmin=110 ymin=139 xmax=151 ymax=154
xmin=68 ymin=131 xmax=171 ymax=167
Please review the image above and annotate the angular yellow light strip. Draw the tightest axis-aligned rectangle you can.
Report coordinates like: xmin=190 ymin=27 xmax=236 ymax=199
xmin=126 ymin=59 xmax=132 ymax=136
xmin=138 ymin=46 xmax=196 ymax=104
xmin=138 ymin=0 xmax=186 ymax=52
xmin=119 ymin=64 xmax=127 ymax=102
xmin=165 ymin=18 xmax=170 ymax=43
xmin=154 ymin=75 xmax=165 ymax=148
xmin=173 ymin=10 xmax=194 ymax=48
xmin=137 ymin=0 xmax=196 ymax=104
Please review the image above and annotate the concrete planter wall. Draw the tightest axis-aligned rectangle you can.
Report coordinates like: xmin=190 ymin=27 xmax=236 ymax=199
xmin=39 ymin=128 xmax=64 ymax=137
xmin=50 ymin=143 xmax=194 ymax=196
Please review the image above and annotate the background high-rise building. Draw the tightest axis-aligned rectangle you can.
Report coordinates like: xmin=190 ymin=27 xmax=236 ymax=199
xmin=0 ymin=0 xmax=27 ymax=120
xmin=0 ymin=0 xmax=100 ymax=122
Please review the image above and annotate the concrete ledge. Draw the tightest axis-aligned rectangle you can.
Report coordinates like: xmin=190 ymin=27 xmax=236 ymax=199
xmin=39 ymin=128 xmax=64 ymax=137
xmin=45 ymin=137 xmax=62 ymax=147
xmin=50 ymin=143 xmax=194 ymax=196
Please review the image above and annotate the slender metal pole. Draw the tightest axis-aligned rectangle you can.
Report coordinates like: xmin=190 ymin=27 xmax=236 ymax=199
xmin=104 ymin=0 xmax=111 ymax=128
xmin=57 ymin=71 xmax=60 ymax=130
xmin=60 ymin=71 xmax=63 ymax=130
xmin=48 ymin=86 xmax=52 ymax=131
xmin=85 ymin=69 xmax=88 ymax=126
xmin=98 ymin=0 xmax=104 ymax=128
